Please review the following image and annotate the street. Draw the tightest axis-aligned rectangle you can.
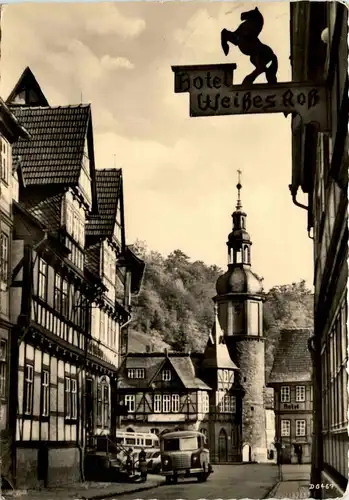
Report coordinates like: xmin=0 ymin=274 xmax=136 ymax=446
xmin=107 ymin=464 xmax=279 ymax=500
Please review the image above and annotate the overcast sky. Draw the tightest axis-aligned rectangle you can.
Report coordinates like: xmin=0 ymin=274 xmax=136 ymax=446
xmin=1 ymin=1 xmax=313 ymax=291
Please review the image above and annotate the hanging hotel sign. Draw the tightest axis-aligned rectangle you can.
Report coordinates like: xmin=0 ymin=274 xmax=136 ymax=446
xmin=172 ymin=65 xmax=329 ymax=131
xmin=189 ymin=82 xmax=328 ymax=129
xmin=173 ymin=63 xmax=237 ymax=93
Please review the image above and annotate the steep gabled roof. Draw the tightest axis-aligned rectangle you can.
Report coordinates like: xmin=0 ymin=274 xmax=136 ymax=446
xmin=86 ymin=168 xmax=122 ymax=238
xmin=7 ymin=67 xmax=49 ymax=106
xmin=268 ymin=328 xmax=313 ymax=384
xmin=201 ymin=305 xmax=239 ymax=371
xmin=9 ymin=105 xmax=91 ymax=186
xmin=169 ymin=357 xmax=211 ymax=390
xmin=118 ymin=352 xmax=211 ymax=391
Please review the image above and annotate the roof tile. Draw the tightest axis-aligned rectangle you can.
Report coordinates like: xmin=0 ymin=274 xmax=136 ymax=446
xmin=9 ymin=105 xmax=90 ymax=186
xmin=86 ymin=168 xmax=122 ymax=238
xmin=268 ymin=328 xmax=313 ymax=384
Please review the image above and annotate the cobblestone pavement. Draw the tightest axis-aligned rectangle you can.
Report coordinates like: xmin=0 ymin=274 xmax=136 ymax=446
xmin=1 ymin=475 xmax=164 ymax=500
xmin=100 ymin=464 xmax=279 ymax=500
xmin=269 ymin=464 xmax=311 ymax=499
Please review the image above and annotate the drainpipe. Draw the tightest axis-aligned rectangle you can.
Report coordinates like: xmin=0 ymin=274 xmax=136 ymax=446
xmin=289 ymin=185 xmax=308 ymax=211
xmin=308 ymin=334 xmax=323 ymax=499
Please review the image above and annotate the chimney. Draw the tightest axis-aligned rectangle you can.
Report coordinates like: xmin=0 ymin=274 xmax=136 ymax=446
xmin=164 ymin=347 xmax=168 ymax=356
xmin=146 ymin=345 xmax=151 ymax=353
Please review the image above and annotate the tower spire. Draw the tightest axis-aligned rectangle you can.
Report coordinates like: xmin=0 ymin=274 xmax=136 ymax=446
xmin=236 ymin=169 xmax=243 ymax=210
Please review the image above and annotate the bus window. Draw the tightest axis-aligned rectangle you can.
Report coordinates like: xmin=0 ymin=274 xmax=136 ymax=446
xmin=164 ymin=439 xmax=180 ymax=452
xmin=141 ymin=439 xmax=144 ymax=445
xmin=164 ymin=436 xmax=199 ymax=452
xmin=136 ymin=438 xmax=140 ymax=445
xmin=126 ymin=438 xmax=136 ymax=445
xmin=116 ymin=437 xmax=122 ymax=444
xmin=145 ymin=439 xmax=152 ymax=446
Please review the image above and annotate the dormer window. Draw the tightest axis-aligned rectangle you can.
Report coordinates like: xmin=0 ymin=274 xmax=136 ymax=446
xmin=128 ymin=368 xmax=145 ymax=379
xmin=162 ymin=369 xmax=171 ymax=382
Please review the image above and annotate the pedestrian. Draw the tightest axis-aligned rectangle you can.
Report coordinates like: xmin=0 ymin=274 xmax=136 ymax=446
xmin=138 ymin=448 xmax=147 ymax=482
xmin=126 ymin=448 xmax=133 ymax=476
xmin=297 ymin=444 xmax=303 ymax=464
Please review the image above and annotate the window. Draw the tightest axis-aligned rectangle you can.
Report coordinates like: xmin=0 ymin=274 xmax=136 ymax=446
xmin=281 ymin=420 xmax=291 ymax=437
xmin=97 ymin=383 xmax=102 ymax=425
xmin=41 ymin=370 xmax=50 ymax=417
xmin=280 ymin=386 xmax=290 ymax=403
xmin=127 ymin=368 xmax=145 ymax=379
xmin=66 ymin=203 xmax=73 ymax=234
xmin=162 ymin=394 xmax=171 ymax=413
xmin=100 ymin=312 xmax=105 ymax=343
xmin=24 ymin=364 xmax=34 ymax=415
xmin=71 ymin=378 xmax=77 ymax=419
xmin=154 ymin=394 xmax=161 ymax=413
xmin=125 ymin=394 xmax=135 ymax=413
xmin=38 ymin=259 xmax=48 ymax=300
xmin=296 ymin=420 xmax=306 ymax=437
xmin=0 ymin=233 xmax=8 ymax=283
xmin=61 ymin=280 xmax=69 ymax=317
xmin=0 ymin=339 xmax=7 ymax=398
xmin=54 ymin=274 xmax=62 ymax=313
xmin=162 ymin=369 xmax=171 ymax=382
xmin=65 ymin=376 xmax=77 ymax=420
xmin=103 ymin=384 xmax=109 ymax=427
xmin=296 ymin=386 xmax=306 ymax=402
xmin=1 ymin=138 xmax=9 ymax=184
xmin=203 ymin=392 xmax=209 ymax=414
xmin=218 ymin=392 xmax=236 ymax=413
xmin=172 ymin=394 xmax=180 ymax=412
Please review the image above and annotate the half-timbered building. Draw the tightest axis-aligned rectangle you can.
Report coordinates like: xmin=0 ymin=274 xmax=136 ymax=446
xmin=85 ymin=169 xmax=144 ymax=441
xmin=268 ymin=329 xmax=313 ymax=465
xmin=289 ymin=3 xmax=348 ymax=496
xmin=0 ymin=98 xmax=30 ymax=488
xmin=195 ymin=305 xmax=243 ymax=463
xmin=5 ymin=67 xmax=144 ymax=489
xmin=117 ymin=349 xmax=211 ymax=437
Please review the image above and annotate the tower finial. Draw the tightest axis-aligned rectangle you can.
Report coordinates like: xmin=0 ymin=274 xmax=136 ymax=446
xmin=236 ymin=169 xmax=243 ymax=210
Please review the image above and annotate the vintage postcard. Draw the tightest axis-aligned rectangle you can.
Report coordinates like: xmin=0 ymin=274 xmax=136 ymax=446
xmin=0 ymin=1 xmax=347 ymax=500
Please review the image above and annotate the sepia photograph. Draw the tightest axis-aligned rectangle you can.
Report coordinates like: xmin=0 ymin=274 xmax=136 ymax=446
xmin=0 ymin=1 xmax=347 ymax=500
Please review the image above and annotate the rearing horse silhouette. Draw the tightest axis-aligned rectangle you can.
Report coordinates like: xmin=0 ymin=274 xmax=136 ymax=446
xmin=221 ymin=7 xmax=278 ymax=84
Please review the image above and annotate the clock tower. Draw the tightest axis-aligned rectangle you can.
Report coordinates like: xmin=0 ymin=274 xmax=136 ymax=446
xmin=214 ymin=172 xmax=268 ymax=463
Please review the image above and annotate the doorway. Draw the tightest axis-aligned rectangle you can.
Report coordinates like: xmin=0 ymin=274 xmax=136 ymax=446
xmin=218 ymin=428 xmax=228 ymax=462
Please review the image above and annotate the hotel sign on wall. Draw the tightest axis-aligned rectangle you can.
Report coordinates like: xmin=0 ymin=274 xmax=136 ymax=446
xmin=281 ymin=403 xmax=306 ymax=411
xmin=172 ymin=64 xmax=329 ymax=131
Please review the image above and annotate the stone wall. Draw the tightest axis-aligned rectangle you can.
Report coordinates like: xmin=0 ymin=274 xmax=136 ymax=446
xmin=227 ymin=337 xmax=267 ymax=462
xmin=16 ymin=446 xmax=81 ymax=489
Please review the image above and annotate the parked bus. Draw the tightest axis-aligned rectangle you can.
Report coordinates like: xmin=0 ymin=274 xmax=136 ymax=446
xmin=160 ymin=430 xmax=213 ymax=484
xmin=115 ymin=431 xmax=159 ymax=463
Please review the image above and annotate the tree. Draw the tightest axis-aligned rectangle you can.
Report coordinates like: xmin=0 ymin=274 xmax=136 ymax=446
xmin=129 ymin=243 xmax=313 ymax=376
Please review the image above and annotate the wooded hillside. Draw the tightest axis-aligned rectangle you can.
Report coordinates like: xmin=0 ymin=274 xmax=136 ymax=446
xmin=129 ymin=241 xmax=314 ymax=377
